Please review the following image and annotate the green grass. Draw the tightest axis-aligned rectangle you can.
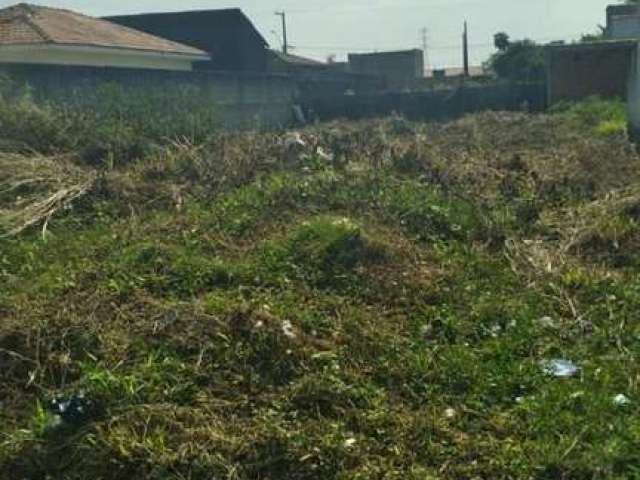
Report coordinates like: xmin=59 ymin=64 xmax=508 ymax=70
xmin=2 ymin=105 xmax=640 ymax=479
xmin=550 ymin=96 xmax=628 ymax=137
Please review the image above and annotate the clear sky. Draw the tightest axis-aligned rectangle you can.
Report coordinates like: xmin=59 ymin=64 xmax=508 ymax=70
xmin=9 ymin=0 xmax=618 ymax=67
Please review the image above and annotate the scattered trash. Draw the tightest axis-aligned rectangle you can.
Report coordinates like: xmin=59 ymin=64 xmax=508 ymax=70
xmin=537 ymin=316 xmax=556 ymax=328
xmin=283 ymin=131 xmax=307 ymax=150
xmin=343 ymin=438 xmax=357 ymax=448
xmin=48 ymin=392 xmax=96 ymax=427
xmin=613 ymin=394 xmax=631 ymax=406
xmin=489 ymin=324 xmax=502 ymax=338
xmin=570 ymin=390 xmax=585 ymax=400
xmin=540 ymin=359 xmax=580 ymax=378
xmin=515 ymin=396 xmax=525 ymax=403
xmin=281 ymin=320 xmax=297 ymax=339
xmin=316 ymin=147 xmax=334 ymax=162
xmin=444 ymin=408 xmax=457 ymax=419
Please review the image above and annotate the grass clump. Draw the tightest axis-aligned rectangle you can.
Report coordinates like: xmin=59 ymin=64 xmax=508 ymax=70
xmin=551 ymin=96 xmax=628 ymax=136
xmin=285 ymin=216 xmax=387 ymax=286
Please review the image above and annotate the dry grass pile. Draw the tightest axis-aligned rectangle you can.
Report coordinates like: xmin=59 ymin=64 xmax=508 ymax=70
xmin=0 ymin=153 xmax=96 ymax=237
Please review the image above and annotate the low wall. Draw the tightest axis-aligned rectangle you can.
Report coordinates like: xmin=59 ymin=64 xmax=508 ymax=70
xmin=627 ymin=45 xmax=640 ymax=136
xmin=546 ymin=43 xmax=635 ymax=104
xmin=0 ymin=64 xmax=298 ymax=129
xmin=305 ymin=83 xmax=547 ymax=122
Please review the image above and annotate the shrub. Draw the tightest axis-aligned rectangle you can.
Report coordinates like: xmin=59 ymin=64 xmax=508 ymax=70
xmin=0 ymin=78 xmax=219 ymax=166
xmin=550 ymin=96 xmax=627 ymax=136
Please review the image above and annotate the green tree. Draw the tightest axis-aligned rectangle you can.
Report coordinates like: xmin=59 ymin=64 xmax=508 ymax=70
xmin=494 ymin=32 xmax=510 ymax=51
xmin=580 ymin=26 xmax=606 ymax=43
xmin=486 ymin=35 xmax=545 ymax=83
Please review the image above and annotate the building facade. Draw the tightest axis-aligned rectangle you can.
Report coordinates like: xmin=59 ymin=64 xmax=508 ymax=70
xmin=0 ymin=4 xmax=209 ymax=71
xmin=607 ymin=5 xmax=640 ymax=40
xmin=545 ymin=41 xmax=636 ymax=104
xmin=347 ymin=49 xmax=424 ymax=86
xmin=107 ymin=9 xmax=269 ymax=72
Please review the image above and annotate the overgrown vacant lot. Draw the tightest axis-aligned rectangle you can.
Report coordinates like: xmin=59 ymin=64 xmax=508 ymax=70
xmin=2 ymin=105 xmax=640 ymax=479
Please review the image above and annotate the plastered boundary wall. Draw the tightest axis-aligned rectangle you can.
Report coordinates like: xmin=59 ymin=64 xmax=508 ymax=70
xmin=0 ymin=64 xmax=298 ymax=129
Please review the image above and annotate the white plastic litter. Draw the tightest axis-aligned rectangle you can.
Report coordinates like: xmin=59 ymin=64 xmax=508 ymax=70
xmin=537 ymin=316 xmax=556 ymax=328
xmin=541 ymin=359 xmax=580 ymax=378
xmin=344 ymin=438 xmax=357 ymax=448
xmin=613 ymin=394 xmax=631 ymax=406
xmin=284 ymin=132 xmax=307 ymax=149
xmin=281 ymin=320 xmax=296 ymax=339
xmin=444 ymin=408 xmax=457 ymax=419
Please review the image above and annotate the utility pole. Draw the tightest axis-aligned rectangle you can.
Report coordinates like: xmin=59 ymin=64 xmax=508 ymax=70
xmin=421 ymin=27 xmax=430 ymax=73
xmin=463 ymin=21 xmax=470 ymax=77
xmin=275 ymin=11 xmax=288 ymax=55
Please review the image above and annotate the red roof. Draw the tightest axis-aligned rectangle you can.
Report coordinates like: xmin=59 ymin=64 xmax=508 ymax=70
xmin=0 ymin=3 xmax=208 ymax=57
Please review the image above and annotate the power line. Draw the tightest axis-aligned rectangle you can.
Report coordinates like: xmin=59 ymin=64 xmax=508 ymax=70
xmin=278 ymin=32 xmax=589 ymax=54
xmin=248 ymin=1 xmax=450 ymax=16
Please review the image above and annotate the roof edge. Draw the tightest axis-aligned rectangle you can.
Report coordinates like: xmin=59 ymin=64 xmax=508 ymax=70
xmin=105 ymin=7 xmax=243 ymax=18
xmin=0 ymin=41 xmax=211 ymax=58
xmin=104 ymin=9 xmax=268 ymax=47
xmin=544 ymin=39 xmax=638 ymax=51
xmin=348 ymin=48 xmax=423 ymax=57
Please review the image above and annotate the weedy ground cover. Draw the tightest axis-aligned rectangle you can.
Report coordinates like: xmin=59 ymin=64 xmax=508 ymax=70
xmin=1 ymin=94 xmax=640 ymax=479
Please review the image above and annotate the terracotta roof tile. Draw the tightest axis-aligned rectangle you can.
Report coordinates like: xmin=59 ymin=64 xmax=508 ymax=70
xmin=0 ymin=3 xmax=208 ymax=56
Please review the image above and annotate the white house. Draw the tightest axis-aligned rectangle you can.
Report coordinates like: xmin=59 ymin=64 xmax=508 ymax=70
xmin=0 ymin=3 xmax=210 ymax=71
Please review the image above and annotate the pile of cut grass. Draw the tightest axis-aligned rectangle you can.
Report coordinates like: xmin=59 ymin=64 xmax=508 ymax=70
xmin=2 ymin=107 xmax=640 ymax=479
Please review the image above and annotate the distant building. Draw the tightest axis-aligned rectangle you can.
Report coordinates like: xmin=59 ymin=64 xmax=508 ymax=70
xmin=427 ymin=66 xmax=487 ymax=79
xmin=606 ymin=4 xmax=640 ymax=40
xmin=267 ymin=50 xmax=330 ymax=74
xmin=347 ymin=49 xmax=424 ymax=86
xmin=107 ymin=9 xmax=269 ymax=72
xmin=0 ymin=4 xmax=209 ymax=71
xmin=545 ymin=4 xmax=640 ymax=105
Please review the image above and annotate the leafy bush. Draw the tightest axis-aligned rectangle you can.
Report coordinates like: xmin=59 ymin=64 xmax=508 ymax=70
xmin=550 ymin=96 xmax=628 ymax=136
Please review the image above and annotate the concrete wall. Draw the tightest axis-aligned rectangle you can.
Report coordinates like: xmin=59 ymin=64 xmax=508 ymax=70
xmin=609 ymin=15 xmax=640 ymax=40
xmin=305 ymin=83 xmax=546 ymax=122
xmin=0 ymin=45 xmax=202 ymax=71
xmin=546 ymin=44 xmax=634 ymax=104
xmin=0 ymin=64 xmax=297 ymax=129
xmin=607 ymin=5 xmax=640 ymax=39
xmin=348 ymin=50 xmax=424 ymax=87
xmin=627 ymin=45 xmax=640 ymax=134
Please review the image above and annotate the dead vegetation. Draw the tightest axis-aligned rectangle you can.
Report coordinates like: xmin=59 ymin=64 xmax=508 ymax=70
xmin=2 ymin=108 xmax=640 ymax=479
xmin=0 ymin=153 xmax=96 ymax=237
